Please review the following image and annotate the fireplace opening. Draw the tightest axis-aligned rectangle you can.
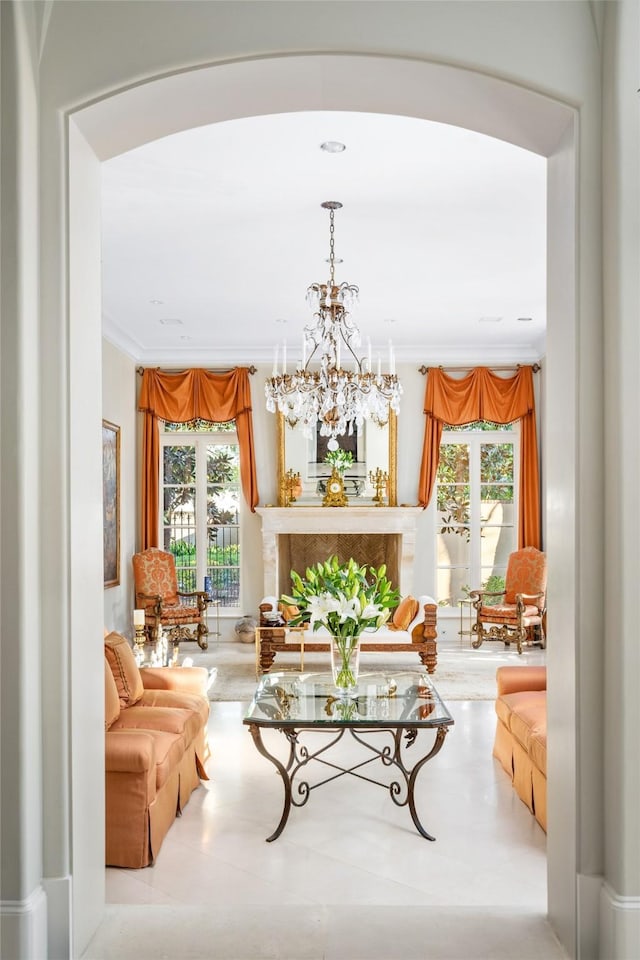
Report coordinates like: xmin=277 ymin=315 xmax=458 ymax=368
xmin=278 ymin=533 xmax=401 ymax=597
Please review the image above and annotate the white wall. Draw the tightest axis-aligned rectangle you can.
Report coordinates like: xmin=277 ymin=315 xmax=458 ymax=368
xmin=102 ymin=341 xmax=138 ymax=634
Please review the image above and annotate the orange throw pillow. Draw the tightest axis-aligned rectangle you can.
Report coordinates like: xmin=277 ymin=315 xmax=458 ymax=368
xmin=104 ymin=631 xmax=144 ymax=707
xmin=104 ymin=658 xmax=121 ymax=728
xmin=392 ymin=596 xmax=419 ymax=631
xmin=279 ymin=603 xmax=300 ymax=623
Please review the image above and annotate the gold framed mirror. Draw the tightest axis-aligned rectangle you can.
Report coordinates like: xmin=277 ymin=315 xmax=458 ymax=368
xmin=277 ymin=410 xmax=397 ymax=507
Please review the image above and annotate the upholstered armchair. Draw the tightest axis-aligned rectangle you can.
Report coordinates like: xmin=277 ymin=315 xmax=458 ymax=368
xmin=132 ymin=548 xmax=209 ymax=650
xmin=469 ymin=546 xmax=547 ymax=655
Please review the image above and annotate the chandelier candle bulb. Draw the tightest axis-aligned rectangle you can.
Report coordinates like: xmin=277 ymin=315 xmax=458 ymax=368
xmin=133 ymin=609 xmax=145 ymax=627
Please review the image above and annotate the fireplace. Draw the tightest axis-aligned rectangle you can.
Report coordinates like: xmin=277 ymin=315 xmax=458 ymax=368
xmin=256 ymin=507 xmax=421 ymax=598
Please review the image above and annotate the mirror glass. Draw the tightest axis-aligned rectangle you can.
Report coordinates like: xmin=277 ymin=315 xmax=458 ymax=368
xmin=277 ymin=411 xmax=397 ymax=506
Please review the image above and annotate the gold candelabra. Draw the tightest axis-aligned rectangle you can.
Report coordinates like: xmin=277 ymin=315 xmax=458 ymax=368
xmin=281 ymin=468 xmax=301 ymax=507
xmin=369 ymin=468 xmax=388 ymax=506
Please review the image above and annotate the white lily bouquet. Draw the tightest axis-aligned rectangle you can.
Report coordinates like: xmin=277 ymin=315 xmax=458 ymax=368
xmin=323 ymin=449 xmax=354 ymax=475
xmin=282 ymin=556 xmax=400 ymax=692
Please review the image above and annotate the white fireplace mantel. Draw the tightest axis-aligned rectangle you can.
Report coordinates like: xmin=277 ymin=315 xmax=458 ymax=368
xmin=255 ymin=506 xmax=422 ymax=598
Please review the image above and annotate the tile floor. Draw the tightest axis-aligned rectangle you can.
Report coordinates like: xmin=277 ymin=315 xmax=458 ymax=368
xmin=85 ymin=657 xmax=566 ymax=959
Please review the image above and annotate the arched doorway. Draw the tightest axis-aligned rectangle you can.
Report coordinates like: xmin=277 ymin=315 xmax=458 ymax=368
xmin=67 ymin=54 xmax=580 ymax=953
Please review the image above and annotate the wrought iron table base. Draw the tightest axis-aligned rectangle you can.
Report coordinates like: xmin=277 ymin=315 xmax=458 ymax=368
xmin=247 ymin=723 xmax=449 ymax=842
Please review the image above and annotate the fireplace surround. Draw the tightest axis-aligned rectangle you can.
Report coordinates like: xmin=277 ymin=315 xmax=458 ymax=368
xmin=255 ymin=506 xmax=422 ymax=598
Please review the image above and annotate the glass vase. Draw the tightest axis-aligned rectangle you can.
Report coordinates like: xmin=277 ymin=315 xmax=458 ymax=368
xmin=330 ymin=634 xmax=360 ymax=696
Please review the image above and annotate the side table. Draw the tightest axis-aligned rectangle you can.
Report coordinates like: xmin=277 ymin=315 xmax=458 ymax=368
xmin=458 ymin=597 xmax=474 ymax=644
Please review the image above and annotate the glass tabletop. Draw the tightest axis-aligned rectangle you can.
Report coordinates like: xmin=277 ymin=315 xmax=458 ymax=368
xmin=244 ymin=671 xmax=454 ymax=727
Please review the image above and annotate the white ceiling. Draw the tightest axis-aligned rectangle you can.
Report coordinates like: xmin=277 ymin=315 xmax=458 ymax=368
xmin=101 ymin=110 xmax=546 ymax=367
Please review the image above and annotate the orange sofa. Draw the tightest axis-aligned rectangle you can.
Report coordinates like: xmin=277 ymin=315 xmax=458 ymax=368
xmin=493 ymin=665 xmax=547 ymax=831
xmin=104 ymin=631 xmax=210 ymax=867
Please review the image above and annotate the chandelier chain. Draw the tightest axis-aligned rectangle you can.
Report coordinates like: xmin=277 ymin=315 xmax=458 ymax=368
xmin=329 ymin=208 xmax=336 ymax=288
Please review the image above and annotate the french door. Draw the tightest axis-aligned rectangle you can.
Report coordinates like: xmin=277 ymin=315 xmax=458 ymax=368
xmin=435 ymin=425 xmax=520 ymax=608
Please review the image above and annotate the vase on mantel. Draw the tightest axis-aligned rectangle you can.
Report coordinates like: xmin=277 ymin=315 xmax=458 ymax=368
xmin=330 ymin=634 xmax=361 ymax=696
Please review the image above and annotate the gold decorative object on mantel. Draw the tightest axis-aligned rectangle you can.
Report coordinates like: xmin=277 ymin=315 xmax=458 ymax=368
xmin=369 ymin=468 xmax=389 ymax=506
xmin=322 ymin=467 xmax=348 ymax=507
xmin=281 ymin=468 xmax=301 ymax=507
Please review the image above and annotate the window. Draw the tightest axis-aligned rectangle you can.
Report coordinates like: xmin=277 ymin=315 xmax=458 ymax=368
xmin=160 ymin=421 xmax=241 ymax=611
xmin=435 ymin=422 xmax=519 ymax=608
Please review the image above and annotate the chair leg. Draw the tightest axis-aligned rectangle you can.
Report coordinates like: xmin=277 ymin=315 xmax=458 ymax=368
xmin=197 ymin=621 xmax=209 ymax=651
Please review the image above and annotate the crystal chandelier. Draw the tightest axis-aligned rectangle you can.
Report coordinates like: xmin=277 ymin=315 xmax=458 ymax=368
xmin=265 ymin=201 xmax=402 ymax=450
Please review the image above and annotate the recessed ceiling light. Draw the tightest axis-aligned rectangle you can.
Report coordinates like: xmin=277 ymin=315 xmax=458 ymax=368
xmin=149 ymin=299 xmax=164 ymax=305
xmin=516 ymin=316 xmax=534 ymax=322
xmin=384 ymin=318 xmax=398 ymax=324
xmin=479 ymin=316 xmax=503 ymax=323
xmin=275 ymin=318 xmax=287 ymax=324
xmin=158 ymin=318 xmax=183 ymax=326
xmin=180 ymin=335 xmax=192 ymax=340
xmin=320 ymin=141 xmax=346 ymax=153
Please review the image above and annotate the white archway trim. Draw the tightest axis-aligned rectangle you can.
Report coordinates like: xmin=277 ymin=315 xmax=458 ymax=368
xmin=73 ymin=54 xmax=572 ymax=162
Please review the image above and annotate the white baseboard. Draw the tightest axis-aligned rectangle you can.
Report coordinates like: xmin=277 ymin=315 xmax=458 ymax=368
xmin=0 ymin=885 xmax=48 ymax=960
xmin=600 ymin=882 xmax=640 ymax=960
xmin=43 ymin=874 xmax=72 ymax=959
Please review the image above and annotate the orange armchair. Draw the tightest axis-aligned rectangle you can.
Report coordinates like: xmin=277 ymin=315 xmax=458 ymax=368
xmin=132 ymin=547 xmax=209 ymax=650
xmin=469 ymin=546 xmax=547 ymax=655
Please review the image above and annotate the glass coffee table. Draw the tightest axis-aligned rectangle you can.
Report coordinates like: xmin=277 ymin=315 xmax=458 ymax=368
xmin=244 ymin=671 xmax=454 ymax=842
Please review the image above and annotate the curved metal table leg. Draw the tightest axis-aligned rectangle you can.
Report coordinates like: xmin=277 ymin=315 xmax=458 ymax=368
xmin=247 ymin=723 xmax=292 ymax=842
xmin=405 ymin=726 xmax=448 ymax=840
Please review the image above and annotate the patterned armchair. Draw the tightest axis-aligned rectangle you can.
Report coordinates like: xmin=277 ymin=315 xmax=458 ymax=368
xmin=132 ymin=548 xmax=209 ymax=650
xmin=469 ymin=546 xmax=547 ymax=655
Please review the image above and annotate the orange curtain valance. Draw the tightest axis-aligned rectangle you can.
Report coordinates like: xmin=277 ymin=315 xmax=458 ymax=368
xmin=418 ymin=366 xmax=540 ymax=549
xmin=138 ymin=367 xmax=259 ymax=549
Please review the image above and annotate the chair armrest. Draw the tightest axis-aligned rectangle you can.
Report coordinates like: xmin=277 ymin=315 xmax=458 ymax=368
xmin=469 ymin=589 xmax=505 ymax=600
xmin=136 ymin=591 xmax=162 ymax=601
xmin=140 ymin=665 xmax=210 ymax=698
xmin=516 ymin=591 xmax=545 ymax=604
xmin=105 ymin=729 xmax=155 ymax=774
xmin=408 ymin=596 xmax=438 ymax=641
xmin=405 ymin=595 xmax=436 ymax=634
xmin=496 ymin=665 xmax=547 ymax=695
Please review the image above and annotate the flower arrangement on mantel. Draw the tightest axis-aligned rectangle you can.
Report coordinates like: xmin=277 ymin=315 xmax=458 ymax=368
xmin=323 ymin=449 xmax=354 ymax=475
xmin=282 ymin=556 xmax=400 ymax=691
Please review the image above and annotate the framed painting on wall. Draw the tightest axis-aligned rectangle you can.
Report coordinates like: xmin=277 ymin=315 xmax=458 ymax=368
xmin=102 ymin=419 xmax=120 ymax=588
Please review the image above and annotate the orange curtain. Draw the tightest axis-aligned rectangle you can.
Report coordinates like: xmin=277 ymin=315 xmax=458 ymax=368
xmin=138 ymin=367 xmax=259 ymax=549
xmin=418 ymin=366 xmax=540 ymax=549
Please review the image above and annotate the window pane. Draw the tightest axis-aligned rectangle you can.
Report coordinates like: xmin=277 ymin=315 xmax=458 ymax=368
xmin=480 ymin=484 xmax=514 ymax=504
xmin=163 ymin=445 xmax=196 ymax=484
xmin=437 ymin=529 xmax=471 ymax=567
xmin=207 ymin=444 xmax=240 ymax=484
xmin=480 ymin=568 xmax=507 ymax=603
xmin=206 ymin=442 xmax=240 ymax=609
xmin=437 ymin=444 xmax=470 ymax=482
xmin=480 ymin=497 xmax=515 ymax=526
xmin=480 ymin=525 xmax=517 ymax=570
xmin=480 ymin=443 xmax=514 ymax=483
xmin=437 ymin=567 xmax=471 ymax=607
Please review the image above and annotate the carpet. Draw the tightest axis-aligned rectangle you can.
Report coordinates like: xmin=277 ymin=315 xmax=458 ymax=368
xmin=182 ymin=639 xmax=546 ymax=702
